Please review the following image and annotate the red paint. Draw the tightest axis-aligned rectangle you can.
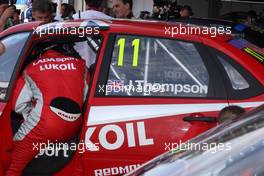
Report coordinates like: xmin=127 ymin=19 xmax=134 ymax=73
xmin=0 ymin=19 xmax=263 ymax=176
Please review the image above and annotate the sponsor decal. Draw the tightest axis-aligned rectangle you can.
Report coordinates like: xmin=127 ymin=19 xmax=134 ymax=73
xmin=33 ymin=57 xmax=78 ymax=66
xmin=50 ymin=97 xmax=81 ymax=121
xmin=104 ymin=80 xmax=208 ymax=96
xmin=229 ymin=39 xmax=264 ymax=64
xmin=94 ymin=164 xmax=141 ymax=176
xmin=244 ymin=47 xmax=264 ymax=64
xmin=85 ymin=122 xmax=154 ymax=151
xmin=40 ymin=63 xmax=77 ymax=71
xmin=33 ymin=57 xmax=79 ymax=71
xmin=50 ymin=106 xmax=81 ymax=122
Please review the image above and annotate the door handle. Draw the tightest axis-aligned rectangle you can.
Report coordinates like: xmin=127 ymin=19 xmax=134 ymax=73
xmin=183 ymin=116 xmax=216 ymax=123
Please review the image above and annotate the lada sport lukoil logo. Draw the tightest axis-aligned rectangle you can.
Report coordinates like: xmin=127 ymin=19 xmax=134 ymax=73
xmin=33 ymin=57 xmax=79 ymax=71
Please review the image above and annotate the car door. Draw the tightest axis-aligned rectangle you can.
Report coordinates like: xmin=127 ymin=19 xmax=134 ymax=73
xmin=0 ymin=32 xmax=31 ymax=172
xmin=0 ymin=32 xmax=31 ymax=117
xmin=82 ymin=34 xmax=229 ymax=175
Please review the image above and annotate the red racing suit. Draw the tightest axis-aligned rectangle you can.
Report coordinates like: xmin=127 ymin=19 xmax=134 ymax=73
xmin=6 ymin=49 xmax=89 ymax=176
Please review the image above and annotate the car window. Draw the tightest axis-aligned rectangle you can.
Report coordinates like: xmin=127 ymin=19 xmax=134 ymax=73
xmin=0 ymin=32 xmax=30 ymax=101
xmin=104 ymin=35 xmax=210 ymax=97
xmin=218 ymin=56 xmax=249 ymax=90
xmin=209 ymin=45 xmax=263 ymax=100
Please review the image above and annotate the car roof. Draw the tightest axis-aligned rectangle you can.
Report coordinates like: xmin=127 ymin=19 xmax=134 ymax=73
xmin=0 ymin=21 xmax=42 ymax=37
xmin=0 ymin=19 xmax=233 ymax=42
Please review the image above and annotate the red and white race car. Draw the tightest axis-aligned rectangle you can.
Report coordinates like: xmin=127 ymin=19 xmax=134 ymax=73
xmin=0 ymin=19 xmax=263 ymax=176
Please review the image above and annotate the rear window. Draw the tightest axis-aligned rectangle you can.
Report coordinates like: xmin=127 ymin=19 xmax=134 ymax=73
xmin=229 ymin=38 xmax=264 ymax=65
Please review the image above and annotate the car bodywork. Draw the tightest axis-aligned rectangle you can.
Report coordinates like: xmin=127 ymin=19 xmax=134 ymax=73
xmin=0 ymin=19 xmax=263 ymax=176
xmin=127 ymin=105 xmax=264 ymax=176
xmin=167 ymin=17 xmax=264 ymax=48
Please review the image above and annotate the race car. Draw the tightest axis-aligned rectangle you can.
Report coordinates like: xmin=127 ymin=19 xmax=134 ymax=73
xmin=0 ymin=19 xmax=263 ymax=176
xmin=127 ymin=105 xmax=264 ymax=176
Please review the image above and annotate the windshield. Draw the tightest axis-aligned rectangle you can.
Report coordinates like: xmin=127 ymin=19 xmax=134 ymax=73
xmin=129 ymin=105 xmax=264 ymax=176
xmin=229 ymin=38 xmax=264 ymax=65
xmin=0 ymin=32 xmax=30 ymax=100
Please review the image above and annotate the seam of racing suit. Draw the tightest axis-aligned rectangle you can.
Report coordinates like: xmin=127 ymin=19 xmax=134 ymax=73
xmin=83 ymin=67 xmax=89 ymax=103
xmin=14 ymin=72 xmax=33 ymax=115
xmin=14 ymin=72 xmax=43 ymax=141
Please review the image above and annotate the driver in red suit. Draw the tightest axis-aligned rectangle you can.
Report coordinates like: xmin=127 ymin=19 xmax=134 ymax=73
xmin=6 ymin=46 xmax=89 ymax=176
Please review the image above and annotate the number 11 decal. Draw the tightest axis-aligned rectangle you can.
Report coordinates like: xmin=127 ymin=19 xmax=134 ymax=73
xmin=117 ymin=38 xmax=140 ymax=67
